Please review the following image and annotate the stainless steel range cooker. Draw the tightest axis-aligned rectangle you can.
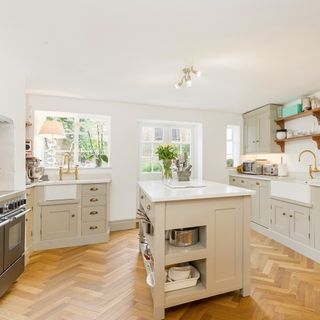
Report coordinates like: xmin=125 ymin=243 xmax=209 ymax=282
xmin=0 ymin=190 xmax=28 ymax=297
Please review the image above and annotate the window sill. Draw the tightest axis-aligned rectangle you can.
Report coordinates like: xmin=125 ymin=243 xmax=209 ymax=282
xmin=44 ymin=166 xmax=112 ymax=171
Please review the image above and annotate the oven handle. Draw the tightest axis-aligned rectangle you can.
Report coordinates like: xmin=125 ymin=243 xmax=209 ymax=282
xmin=0 ymin=208 xmax=31 ymax=227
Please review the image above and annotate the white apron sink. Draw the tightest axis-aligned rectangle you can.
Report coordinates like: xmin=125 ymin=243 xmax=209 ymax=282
xmin=271 ymin=180 xmax=311 ymax=205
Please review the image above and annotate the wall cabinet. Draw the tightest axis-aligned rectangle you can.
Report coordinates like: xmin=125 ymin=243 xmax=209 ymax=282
xmin=41 ymin=204 xmax=78 ymax=241
xmin=271 ymin=199 xmax=310 ymax=246
xmin=243 ymin=104 xmax=281 ymax=154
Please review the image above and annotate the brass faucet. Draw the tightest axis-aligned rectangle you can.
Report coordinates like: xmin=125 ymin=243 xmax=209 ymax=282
xmin=59 ymin=153 xmax=79 ymax=180
xmin=298 ymin=149 xmax=320 ymax=179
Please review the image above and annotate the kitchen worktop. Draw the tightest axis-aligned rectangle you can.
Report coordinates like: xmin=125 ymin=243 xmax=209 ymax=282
xmin=138 ymin=179 xmax=255 ymax=202
xmin=26 ymin=178 xmax=111 ymax=189
xmin=229 ymin=172 xmax=320 ymax=187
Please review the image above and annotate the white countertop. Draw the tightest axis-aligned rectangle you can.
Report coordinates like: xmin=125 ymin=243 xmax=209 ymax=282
xmin=229 ymin=173 xmax=320 ymax=187
xmin=138 ymin=180 xmax=255 ymax=202
xmin=26 ymin=178 xmax=111 ymax=188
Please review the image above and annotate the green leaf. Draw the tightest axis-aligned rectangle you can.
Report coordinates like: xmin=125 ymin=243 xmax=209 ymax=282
xmin=100 ymin=154 xmax=108 ymax=163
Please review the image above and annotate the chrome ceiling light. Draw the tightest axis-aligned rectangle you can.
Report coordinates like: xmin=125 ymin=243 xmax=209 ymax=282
xmin=175 ymin=66 xmax=201 ymax=89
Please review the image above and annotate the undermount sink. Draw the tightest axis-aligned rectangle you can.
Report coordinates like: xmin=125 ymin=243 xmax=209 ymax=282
xmin=271 ymin=180 xmax=311 ymax=204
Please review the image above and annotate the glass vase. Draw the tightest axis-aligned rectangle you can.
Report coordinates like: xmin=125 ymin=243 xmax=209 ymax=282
xmin=162 ymin=159 xmax=173 ymax=182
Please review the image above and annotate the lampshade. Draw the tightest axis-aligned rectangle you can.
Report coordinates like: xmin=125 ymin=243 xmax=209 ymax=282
xmin=39 ymin=120 xmax=65 ymax=139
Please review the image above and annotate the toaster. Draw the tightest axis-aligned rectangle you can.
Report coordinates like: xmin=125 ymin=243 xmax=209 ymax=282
xmin=263 ymin=164 xmax=278 ymax=176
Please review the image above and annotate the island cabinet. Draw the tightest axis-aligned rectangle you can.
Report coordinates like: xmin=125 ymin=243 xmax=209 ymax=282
xmin=25 ymin=188 xmax=34 ymax=264
xmin=33 ymin=182 xmax=110 ymax=251
xmin=138 ymin=180 xmax=253 ymax=320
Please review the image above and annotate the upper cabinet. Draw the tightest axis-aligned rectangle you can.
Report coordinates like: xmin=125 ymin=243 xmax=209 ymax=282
xmin=243 ymin=104 xmax=282 ymax=154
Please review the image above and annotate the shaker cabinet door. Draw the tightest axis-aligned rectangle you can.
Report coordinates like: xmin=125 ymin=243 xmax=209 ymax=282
xmin=256 ymin=112 xmax=270 ymax=153
xmin=244 ymin=116 xmax=257 ymax=154
xmin=271 ymin=200 xmax=290 ymax=237
xmin=41 ymin=204 xmax=78 ymax=241
xmin=289 ymin=204 xmax=310 ymax=246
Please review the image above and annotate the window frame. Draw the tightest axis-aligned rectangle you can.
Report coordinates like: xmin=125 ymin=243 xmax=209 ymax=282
xmin=34 ymin=110 xmax=111 ymax=169
xmin=226 ymin=125 xmax=240 ymax=168
xmin=138 ymin=120 xmax=199 ymax=180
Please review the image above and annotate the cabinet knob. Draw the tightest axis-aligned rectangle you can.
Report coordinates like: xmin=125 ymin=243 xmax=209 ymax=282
xmin=252 ymin=141 xmax=255 ymax=143
xmin=90 ymin=187 xmax=98 ymax=191
xmin=89 ymin=226 xmax=98 ymax=230
xmin=232 ymin=179 xmax=235 ymax=182
xmin=256 ymin=140 xmax=259 ymax=143
xmin=90 ymin=198 xmax=98 ymax=202
xmin=256 ymin=182 xmax=260 ymax=186
xmin=241 ymin=180 xmax=244 ymax=183
xmin=147 ymin=204 xmax=151 ymax=210
xmin=282 ymin=212 xmax=286 ymax=216
xmin=140 ymin=195 xmax=144 ymax=199
xmin=89 ymin=211 xmax=98 ymax=215
xmin=71 ymin=214 xmax=75 ymax=218
xmin=289 ymin=214 xmax=293 ymax=218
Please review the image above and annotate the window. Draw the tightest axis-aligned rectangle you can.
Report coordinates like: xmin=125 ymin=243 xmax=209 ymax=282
xmin=226 ymin=125 xmax=240 ymax=168
xmin=140 ymin=122 xmax=194 ymax=175
xmin=34 ymin=111 xmax=110 ymax=168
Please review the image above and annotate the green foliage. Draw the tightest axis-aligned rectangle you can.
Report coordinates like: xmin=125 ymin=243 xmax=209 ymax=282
xmin=155 ymin=144 xmax=178 ymax=161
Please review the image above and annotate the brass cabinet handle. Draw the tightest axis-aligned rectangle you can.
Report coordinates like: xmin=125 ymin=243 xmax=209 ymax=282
xmin=90 ymin=187 xmax=98 ymax=191
xmin=89 ymin=226 xmax=98 ymax=230
xmin=256 ymin=182 xmax=260 ymax=186
xmin=282 ymin=212 xmax=286 ymax=216
xmin=89 ymin=211 xmax=98 ymax=215
xmin=90 ymin=198 xmax=98 ymax=202
xmin=289 ymin=215 xmax=293 ymax=218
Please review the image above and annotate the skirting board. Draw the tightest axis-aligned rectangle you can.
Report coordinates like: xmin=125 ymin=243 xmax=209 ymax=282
xmin=251 ymin=222 xmax=320 ymax=263
xmin=110 ymin=219 xmax=136 ymax=231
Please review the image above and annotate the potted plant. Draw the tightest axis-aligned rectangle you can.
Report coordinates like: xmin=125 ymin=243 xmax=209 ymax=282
xmin=87 ymin=123 xmax=108 ymax=167
xmin=155 ymin=144 xmax=178 ymax=180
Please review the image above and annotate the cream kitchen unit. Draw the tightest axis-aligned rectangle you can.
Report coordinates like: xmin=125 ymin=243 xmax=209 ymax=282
xmin=138 ymin=180 xmax=254 ymax=320
xmin=230 ymin=174 xmax=320 ymax=262
xmin=243 ymin=104 xmax=282 ymax=154
xmin=28 ymin=180 xmax=110 ymax=251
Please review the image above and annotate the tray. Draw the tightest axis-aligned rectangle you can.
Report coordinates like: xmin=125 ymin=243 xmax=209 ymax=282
xmin=165 ymin=265 xmax=200 ymax=292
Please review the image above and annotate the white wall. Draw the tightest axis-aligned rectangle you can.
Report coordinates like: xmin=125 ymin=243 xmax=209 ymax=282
xmin=0 ymin=62 xmax=25 ymax=190
xmin=27 ymin=94 xmax=242 ymax=222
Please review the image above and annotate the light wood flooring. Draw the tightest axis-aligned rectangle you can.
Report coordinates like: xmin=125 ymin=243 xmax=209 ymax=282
xmin=1 ymin=230 xmax=320 ymax=320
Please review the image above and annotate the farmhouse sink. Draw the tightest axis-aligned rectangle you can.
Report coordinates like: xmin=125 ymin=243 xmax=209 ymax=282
xmin=271 ymin=180 xmax=311 ymax=204
xmin=44 ymin=184 xmax=77 ymax=201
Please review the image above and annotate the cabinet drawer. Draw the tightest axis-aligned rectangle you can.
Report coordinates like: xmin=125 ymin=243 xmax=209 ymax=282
xmin=82 ymin=221 xmax=106 ymax=235
xmin=82 ymin=195 xmax=106 ymax=207
xmin=82 ymin=184 xmax=107 ymax=196
xmin=82 ymin=206 xmax=106 ymax=222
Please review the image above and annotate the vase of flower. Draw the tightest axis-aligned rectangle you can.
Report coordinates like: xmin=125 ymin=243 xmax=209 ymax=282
xmin=156 ymin=144 xmax=178 ymax=182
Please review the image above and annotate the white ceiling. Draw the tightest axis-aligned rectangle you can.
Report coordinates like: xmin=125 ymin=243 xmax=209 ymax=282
xmin=1 ymin=0 xmax=320 ymax=112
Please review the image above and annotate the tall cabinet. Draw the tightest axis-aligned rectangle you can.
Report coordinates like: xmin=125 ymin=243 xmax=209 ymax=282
xmin=243 ymin=104 xmax=282 ymax=154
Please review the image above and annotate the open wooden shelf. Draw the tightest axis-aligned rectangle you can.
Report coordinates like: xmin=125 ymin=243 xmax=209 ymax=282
xmin=165 ymin=282 xmax=207 ymax=308
xmin=275 ymin=134 xmax=320 ymax=152
xmin=275 ymin=108 xmax=320 ymax=129
xmin=165 ymin=240 xmax=207 ymax=265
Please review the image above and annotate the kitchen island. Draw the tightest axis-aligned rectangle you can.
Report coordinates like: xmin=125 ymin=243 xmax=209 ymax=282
xmin=138 ymin=180 xmax=255 ymax=320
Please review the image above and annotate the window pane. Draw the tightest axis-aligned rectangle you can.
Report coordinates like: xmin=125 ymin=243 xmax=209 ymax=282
xmin=181 ymin=144 xmax=190 ymax=156
xmin=142 ymin=127 xmax=154 ymax=142
xmin=142 ymin=143 xmax=152 ymax=157
xmin=227 ymin=128 xmax=233 ymax=140
xmin=171 ymin=128 xmax=180 ymax=142
xmin=181 ymin=129 xmax=191 ymax=143
xmin=152 ymin=162 xmax=161 ymax=172
xmin=227 ymin=141 xmax=233 ymax=155
xmin=142 ymin=162 xmax=152 ymax=173
xmin=154 ymin=128 xmax=163 ymax=141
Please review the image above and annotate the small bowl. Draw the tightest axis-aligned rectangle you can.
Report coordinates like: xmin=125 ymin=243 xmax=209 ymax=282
xmin=168 ymin=266 xmax=192 ymax=281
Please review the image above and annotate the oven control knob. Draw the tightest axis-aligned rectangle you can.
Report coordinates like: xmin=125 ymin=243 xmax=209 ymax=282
xmin=0 ymin=206 xmax=4 ymax=214
xmin=23 ymin=199 xmax=26 ymax=205
xmin=8 ymin=203 xmax=14 ymax=210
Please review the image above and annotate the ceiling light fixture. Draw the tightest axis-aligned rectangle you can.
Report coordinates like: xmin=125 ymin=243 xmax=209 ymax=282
xmin=175 ymin=66 xmax=201 ymax=89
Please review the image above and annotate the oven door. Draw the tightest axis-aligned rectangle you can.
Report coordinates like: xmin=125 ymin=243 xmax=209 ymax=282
xmin=0 ymin=225 xmax=4 ymax=274
xmin=3 ymin=209 xmax=29 ymax=270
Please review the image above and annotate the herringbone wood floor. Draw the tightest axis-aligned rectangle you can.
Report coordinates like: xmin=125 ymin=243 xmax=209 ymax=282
xmin=0 ymin=230 xmax=320 ymax=320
